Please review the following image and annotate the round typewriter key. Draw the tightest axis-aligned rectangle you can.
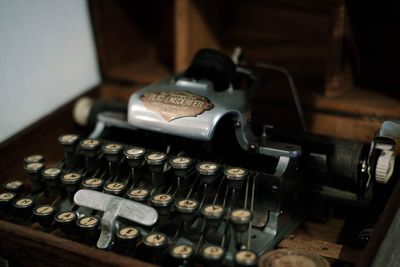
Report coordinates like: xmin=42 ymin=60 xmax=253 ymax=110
xmin=176 ymin=199 xmax=199 ymax=213
xmin=144 ymin=232 xmax=167 ymax=247
xmin=124 ymin=147 xmax=146 ymax=160
xmin=146 ymin=152 xmax=167 ymax=165
xmin=127 ymin=188 xmax=150 ymax=202
xmin=202 ymin=204 xmax=224 ymax=228
xmin=234 ymin=250 xmax=257 ymax=267
xmin=33 ymin=204 xmax=55 ymax=227
xmin=0 ymin=192 xmax=16 ymax=211
xmin=225 ymin=167 xmax=248 ymax=180
xmin=82 ymin=177 xmax=104 ymax=191
xmin=59 ymin=134 xmax=80 ymax=146
xmin=170 ymin=244 xmax=194 ymax=259
xmin=197 ymin=162 xmax=219 ymax=176
xmin=202 ymin=204 xmax=224 ymax=219
xmin=24 ymin=162 xmax=44 ymax=175
xmin=124 ymin=147 xmax=146 ymax=168
xmin=150 ymin=193 xmax=173 ymax=215
xmin=55 ymin=211 xmax=77 ymax=233
xmin=61 ymin=172 xmax=81 ymax=193
xmin=80 ymin=139 xmax=101 ymax=158
xmin=143 ymin=233 xmax=168 ymax=263
xmin=77 ymin=215 xmax=100 ymax=243
xmin=176 ymin=199 xmax=199 ymax=221
xmin=42 ymin=167 xmax=62 ymax=187
xmin=258 ymin=249 xmax=330 ymax=267
xmin=103 ymin=143 xmax=124 ymax=163
xmin=115 ymin=226 xmax=140 ymax=255
xmin=197 ymin=162 xmax=219 ymax=184
xmin=201 ymin=245 xmax=225 ymax=266
xmin=13 ymin=197 xmax=34 ymax=219
xmin=103 ymin=181 xmax=126 ymax=195
xmin=170 ymin=156 xmax=193 ymax=178
xmin=225 ymin=167 xmax=248 ymax=189
xmin=3 ymin=180 xmax=24 ymax=193
xmin=146 ymin=152 xmax=167 ymax=174
xmin=230 ymin=209 xmax=252 ymax=233
xmin=170 ymin=156 xmax=192 ymax=170
xmin=61 ymin=172 xmax=81 ymax=184
xmin=103 ymin=143 xmax=124 ymax=155
xmin=169 ymin=244 xmax=194 ymax=266
xmin=24 ymin=154 xmax=44 ymax=164
xmin=80 ymin=139 xmax=101 ymax=150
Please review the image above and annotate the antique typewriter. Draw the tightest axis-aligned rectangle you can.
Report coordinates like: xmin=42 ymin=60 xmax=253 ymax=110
xmin=1 ymin=49 xmax=399 ymax=267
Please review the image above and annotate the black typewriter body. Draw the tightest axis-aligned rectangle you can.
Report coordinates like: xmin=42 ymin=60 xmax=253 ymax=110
xmin=1 ymin=49 xmax=399 ymax=267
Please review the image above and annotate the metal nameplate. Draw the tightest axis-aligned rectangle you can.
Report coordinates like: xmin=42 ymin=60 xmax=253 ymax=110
xmin=140 ymin=90 xmax=213 ymax=122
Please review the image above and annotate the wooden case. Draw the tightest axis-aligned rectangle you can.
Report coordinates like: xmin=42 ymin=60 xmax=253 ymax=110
xmin=0 ymin=0 xmax=399 ymax=266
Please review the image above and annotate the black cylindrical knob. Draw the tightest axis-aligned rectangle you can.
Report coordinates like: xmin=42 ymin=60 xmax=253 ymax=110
xmin=229 ymin=209 xmax=252 ymax=233
xmin=176 ymin=199 xmax=199 ymax=221
xmin=169 ymin=244 xmax=194 ymax=267
xmin=200 ymin=245 xmax=225 ymax=267
xmin=142 ymin=232 xmax=168 ymax=263
xmin=196 ymin=162 xmax=219 ymax=184
xmin=42 ymin=167 xmax=62 ymax=188
xmin=202 ymin=204 xmax=224 ymax=229
xmin=124 ymin=147 xmax=146 ymax=168
xmin=170 ymin=156 xmax=193 ymax=178
xmin=33 ymin=204 xmax=56 ymax=227
xmin=150 ymin=193 xmax=173 ymax=216
xmin=114 ymin=226 xmax=140 ymax=255
xmin=102 ymin=143 xmax=124 ymax=163
xmin=76 ymin=215 xmax=100 ymax=245
xmin=145 ymin=152 xmax=167 ymax=174
xmin=224 ymin=167 xmax=248 ymax=189
xmin=13 ymin=197 xmax=35 ymax=220
xmin=54 ymin=211 xmax=77 ymax=234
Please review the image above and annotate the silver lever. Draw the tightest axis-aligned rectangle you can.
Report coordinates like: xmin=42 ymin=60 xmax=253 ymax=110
xmin=74 ymin=189 xmax=158 ymax=249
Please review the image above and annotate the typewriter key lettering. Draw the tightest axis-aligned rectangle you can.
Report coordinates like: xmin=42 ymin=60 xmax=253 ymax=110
xmin=0 ymin=192 xmax=15 ymax=201
xmin=106 ymin=182 xmax=124 ymax=190
xmin=56 ymin=211 xmax=76 ymax=222
xmin=84 ymin=178 xmax=102 ymax=186
xmin=79 ymin=216 xmax=98 ymax=227
xmin=34 ymin=205 xmax=54 ymax=215
xmin=144 ymin=233 xmax=167 ymax=247
xmin=171 ymin=244 xmax=193 ymax=258
xmin=15 ymin=198 xmax=33 ymax=207
xmin=118 ymin=227 xmax=139 ymax=238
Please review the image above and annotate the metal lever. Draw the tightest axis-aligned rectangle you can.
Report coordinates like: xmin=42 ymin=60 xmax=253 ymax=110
xmin=74 ymin=189 xmax=158 ymax=249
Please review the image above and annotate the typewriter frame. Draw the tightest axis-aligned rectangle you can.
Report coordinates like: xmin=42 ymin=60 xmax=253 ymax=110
xmin=0 ymin=89 xmax=399 ymax=267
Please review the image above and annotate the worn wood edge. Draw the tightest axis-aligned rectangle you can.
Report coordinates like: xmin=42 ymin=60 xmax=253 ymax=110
xmin=0 ymin=219 xmax=157 ymax=267
xmin=356 ymin=178 xmax=400 ymax=267
xmin=278 ymin=234 xmax=360 ymax=263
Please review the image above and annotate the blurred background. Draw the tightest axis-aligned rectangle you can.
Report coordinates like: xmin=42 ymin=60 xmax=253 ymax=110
xmin=1 ymin=0 xmax=399 ymax=143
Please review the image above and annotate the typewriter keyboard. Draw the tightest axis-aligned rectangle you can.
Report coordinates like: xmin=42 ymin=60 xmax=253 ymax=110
xmin=0 ymin=133 xmax=294 ymax=267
